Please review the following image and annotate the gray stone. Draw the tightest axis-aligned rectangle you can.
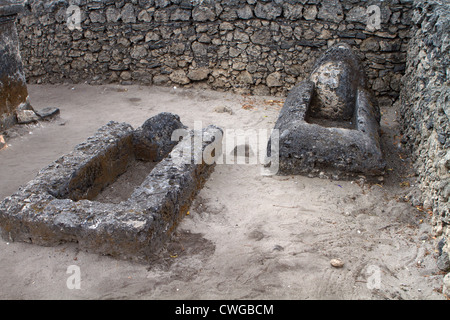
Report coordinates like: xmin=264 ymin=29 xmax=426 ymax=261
xmin=317 ymin=0 xmax=343 ymax=23
xmin=187 ymin=68 xmax=210 ymax=81
xmin=236 ymin=5 xmax=253 ymax=20
xmin=346 ymin=6 xmax=366 ymax=24
xmin=191 ymin=41 xmax=208 ymax=57
xmin=250 ymin=29 xmax=272 ymax=46
xmin=35 ymin=107 xmax=60 ymax=120
xmin=16 ymin=109 xmax=39 ymax=124
xmin=121 ymin=3 xmax=136 ymax=23
xmin=437 ymin=252 xmax=450 ymax=272
xmin=266 ymin=72 xmax=282 ymax=87
xmin=170 ymin=70 xmax=190 ymax=85
xmin=0 ymin=113 xmax=222 ymax=262
xmin=303 ymin=5 xmax=318 ymax=20
xmin=268 ymin=43 xmax=385 ymax=178
xmin=171 ymin=8 xmax=191 ymax=21
xmin=192 ymin=5 xmax=216 ymax=22
xmin=0 ymin=1 xmax=30 ymax=131
xmin=89 ymin=11 xmax=106 ymax=24
xmin=130 ymin=45 xmax=148 ymax=59
xmin=443 ymin=273 xmax=450 ymax=297
xmin=309 ymin=44 xmax=367 ymax=121
xmin=237 ymin=71 xmax=253 ymax=85
xmin=153 ymin=74 xmax=170 ymax=85
xmin=283 ymin=3 xmax=303 ymax=20
xmin=254 ymin=2 xmax=282 ymax=20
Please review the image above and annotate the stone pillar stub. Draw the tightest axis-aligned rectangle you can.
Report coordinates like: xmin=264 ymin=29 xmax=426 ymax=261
xmin=0 ymin=0 xmax=32 ymax=131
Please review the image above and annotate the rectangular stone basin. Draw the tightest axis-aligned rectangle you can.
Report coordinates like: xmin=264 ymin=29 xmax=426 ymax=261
xmin=268 ymin=44 xmax=385 ymax=179
xmin=0 ymin=112 xmax=222 ymax=262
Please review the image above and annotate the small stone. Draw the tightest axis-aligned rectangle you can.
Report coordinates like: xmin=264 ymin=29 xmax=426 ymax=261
xmin=254 ymin=2 xmax=282 ymax=20
xmin=303 ymin=6 xmax=318 ymax=21
xmin=35 ymin=107 xmax=60 ymax=119
xmin=273 ymin=245 xmax=284 ymax=251
xmin=317 ymin=0 xmax=343 ymax=23
xmin=192 ymin=6 xmax=216 ymax=22
xmin=266 ymin=72 xmax=282 ymax=87
xmin=169 ymin=70 xmax=190 ymax=85
xmin=330 ymin=258 xmax=344 ymax=268
xmin=237 ymin=5 xmax=253 ymax=20
xmin=214 ymin=106 xmax=234 ymax=115
xmin=187 ymin=68 xmax=210 ymax=81
xmin=16 ymin=110 xmax=39 ymax=124
xmin=121 ymin=3 xmax=136 ymax=24
xmin=437 ymin=252 xmax=450 ymax=272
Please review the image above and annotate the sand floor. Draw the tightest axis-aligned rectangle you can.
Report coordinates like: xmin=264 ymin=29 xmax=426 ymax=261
xmin=0 ymin=84 xmax=446 ymax=300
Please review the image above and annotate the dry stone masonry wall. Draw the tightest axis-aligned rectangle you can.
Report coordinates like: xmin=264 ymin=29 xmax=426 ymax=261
xmin=17 ymin=0 xmax=412 ymax=104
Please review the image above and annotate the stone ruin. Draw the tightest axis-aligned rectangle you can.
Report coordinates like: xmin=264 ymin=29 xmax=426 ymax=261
xmin=0 ymin=0 xmax=58 ymax=132
xmin=0 ymin=112 xmax=222 ymax=262
xmin=268 ymin=43 xmax=385 ymax=179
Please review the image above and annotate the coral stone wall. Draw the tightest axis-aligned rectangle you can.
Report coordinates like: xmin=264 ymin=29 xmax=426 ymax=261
xmin=16 ymin=0 xmax=411 ymax=103
xmin=400 ymin=0 xmax=450 ymax=267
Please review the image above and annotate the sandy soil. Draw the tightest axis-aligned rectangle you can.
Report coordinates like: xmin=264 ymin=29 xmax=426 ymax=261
xmin=0 ymin=84 xmax=446 ymax=300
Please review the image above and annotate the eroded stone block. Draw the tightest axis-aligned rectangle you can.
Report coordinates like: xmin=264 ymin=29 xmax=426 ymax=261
xmin=0 ymin=112 xmax=222 ymax=262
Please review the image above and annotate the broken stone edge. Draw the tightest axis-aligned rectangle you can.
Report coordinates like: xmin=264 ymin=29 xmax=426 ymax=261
xmin=0 ymin=113 xmax=222 ymax=263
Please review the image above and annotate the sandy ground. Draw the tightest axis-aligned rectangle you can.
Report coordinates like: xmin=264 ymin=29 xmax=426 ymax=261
xmin=0 ymin=84 xmax=446 ymax=300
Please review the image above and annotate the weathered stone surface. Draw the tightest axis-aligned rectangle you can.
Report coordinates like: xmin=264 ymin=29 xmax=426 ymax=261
xmin=169 ymin=70 xmax=190 ymax=85
xmin=309 ymin=44 xmax=367 ymax=121
xmin=35 ymin=107 xmax=60 ymax=119
xmin=133 ymin=112 xmax=186 ymax=162
xmin=121 ymin=3 xmax=136 ymax=23
xmin=317 ymin=0 xmax=343 ymax=23
xmin=192 ymin=4 xmax=216 ymax=22
xmin=443 ymin=273 xmax=450 ymax=297
xmin=268 ymin=43 xmax=385 ymax=178
xmin=266 ymin=72 xmax=282 ymax=87
xmin=254 ymin=2 xmax=282 ymax=20
xmin=236 ymin=5 xmax=253 ymax=19
xmin=16 ymin=109 xmax=39 ymax=124
xmin=187 ymin=68 xmax=210 ymax=81
xmin=0 ymin=113 xmax=222 ymax=262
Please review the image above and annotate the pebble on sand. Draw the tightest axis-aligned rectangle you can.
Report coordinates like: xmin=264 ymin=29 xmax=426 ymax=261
xmin=330 ymin=258 xmax=344 ymax=268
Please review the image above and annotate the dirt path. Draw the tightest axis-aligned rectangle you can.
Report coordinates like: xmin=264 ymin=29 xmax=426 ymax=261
xmin=0 ymin=84 xmax=445 ymax=299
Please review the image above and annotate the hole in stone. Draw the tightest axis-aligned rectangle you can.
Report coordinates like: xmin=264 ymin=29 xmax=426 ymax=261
xmin=93 ymin=159 xmax=157 ymax=204
xmin=61 ymin=136 xmax=163 ymax=203
xmin=304 ymin=84 xmax=356 ymax=130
